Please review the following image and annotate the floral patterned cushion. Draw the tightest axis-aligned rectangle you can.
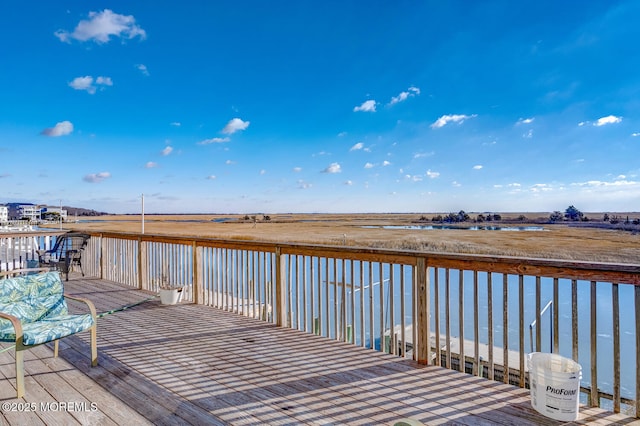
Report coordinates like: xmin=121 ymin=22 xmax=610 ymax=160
xmin=0 ymin=314 xmax=94 ymax=344
xmin=0 ymin=272 xmax=94 ymax=345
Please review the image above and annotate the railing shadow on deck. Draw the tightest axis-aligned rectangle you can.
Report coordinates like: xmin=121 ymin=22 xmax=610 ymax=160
xmin=56 ymin=294 xmax=640 ymax=425
xmin=51 ymin=295 xmax=578 ymax=425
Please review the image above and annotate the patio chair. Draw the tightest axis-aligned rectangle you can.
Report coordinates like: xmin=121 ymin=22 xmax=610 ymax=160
xmin=37 ymin=232 xmax=90 ymax=281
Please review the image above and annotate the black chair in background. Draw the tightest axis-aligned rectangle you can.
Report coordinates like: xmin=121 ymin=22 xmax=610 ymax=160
xmin=38 ymin=232 xmax=90 ymax=281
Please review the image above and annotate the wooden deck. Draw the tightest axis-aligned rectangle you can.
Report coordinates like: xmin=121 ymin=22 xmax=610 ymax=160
xmin=1 ymin=276 xmax=638 ymax=425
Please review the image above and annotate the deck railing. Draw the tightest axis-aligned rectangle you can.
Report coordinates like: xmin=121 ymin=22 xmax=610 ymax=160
xmin=3 ymin=230 xmax=640 ymax=417
xmin=0 ymin=231 xmax=63 ymax=272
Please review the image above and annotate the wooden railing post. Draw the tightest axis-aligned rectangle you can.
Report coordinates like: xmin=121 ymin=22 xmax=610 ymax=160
xmin=416 ymin=257 xmax=431 ymax=364
xmin=193 ymin=241 xmax=203 ymax=304
xmin=99 ymin=234 xmax=106 ymax=280
xmin=275 ymin=247 xmax=286 ymax=327
xmin=137 ymin=237 xmax=143 ymax=290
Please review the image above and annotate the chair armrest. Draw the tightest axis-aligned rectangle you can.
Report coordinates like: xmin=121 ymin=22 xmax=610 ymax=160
xmin=0 ymin=311 xmax=24 ymax=343
xmin=0 ymin=268 xmax=50 ymax=279
xmin=63 ymin=294 xmax=98 ymax=320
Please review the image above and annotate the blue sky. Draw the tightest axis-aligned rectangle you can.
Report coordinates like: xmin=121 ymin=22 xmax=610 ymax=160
xmin=1 ymin=1 xmax=639 ymax=214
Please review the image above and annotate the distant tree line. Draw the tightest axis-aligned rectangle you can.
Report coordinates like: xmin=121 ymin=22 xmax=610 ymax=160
xmin=427 ymin=210 xmax=503 ymax=223
xmin=241 ymin=214 xmax=271 ymax=222
xmin=417 ymin=205 xmax=639 ymax=226
xmin=604 ymin=213 xmax=640 ymax=225
xmin=546 ymin=206 xmax=639 ymax=225
xmin=550 ymin=205 xmax=586 ymax=222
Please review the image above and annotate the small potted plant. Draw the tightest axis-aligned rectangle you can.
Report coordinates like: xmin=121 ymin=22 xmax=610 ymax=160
xmin=158 ymin=275 xmax=184 ymax=305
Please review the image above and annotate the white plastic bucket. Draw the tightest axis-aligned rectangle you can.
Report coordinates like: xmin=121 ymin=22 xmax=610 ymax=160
xmin=528 ymin=352 xmax=582 ymax=421
xmin=159 ymin=287 xmax=184 ymax=305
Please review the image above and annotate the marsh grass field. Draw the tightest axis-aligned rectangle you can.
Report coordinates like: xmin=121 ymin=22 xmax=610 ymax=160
xmin=53 ymin=212 xmax=640 ymax=265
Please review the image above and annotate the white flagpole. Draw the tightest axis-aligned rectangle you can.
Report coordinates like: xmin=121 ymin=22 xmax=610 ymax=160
xmin=141 ymin=194 xmax=145 ymax=234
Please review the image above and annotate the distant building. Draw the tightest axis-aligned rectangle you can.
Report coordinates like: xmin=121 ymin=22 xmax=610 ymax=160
xmin=0 ymin=205 xmax=8 ymax=222
xmin=17 ymin=205 xmax=42 ymax=221
xmin=41 ymin=206 xmax=68 ymax=221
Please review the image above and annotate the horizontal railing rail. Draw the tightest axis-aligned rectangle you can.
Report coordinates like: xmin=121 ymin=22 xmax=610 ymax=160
xmin=4 ymin=230 xmax=639 ymax=417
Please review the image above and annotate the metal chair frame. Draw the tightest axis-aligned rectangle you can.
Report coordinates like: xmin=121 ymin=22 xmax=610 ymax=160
xmin=37 ymin=232 xmax=90 ymax=281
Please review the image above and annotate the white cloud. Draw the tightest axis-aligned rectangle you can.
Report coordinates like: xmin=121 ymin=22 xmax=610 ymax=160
xmin=473 ymin=165 xmax=483 ymax=170
xmin=350 ymin=142 xmax=364 ymax=151
xmin=431 ymin=114 xmax=477 ymax=129
xmin=571 ymin=179 xmax=638 ymax=188
xmin=426 ymin=169 xmax=440 ymax=179
xmin=68 ymin=76 xmax=94 ymax=92
xmin=225 ymin=160 xmax=236 ymax=165
xmin=95 ymin=76 xmax=112 ymax=86
xmin=578 ymin=121 xmax=588 ymax=127
xmin=145 ymin=162 xmax=158 ymax=168
xmin=594 ymin=115 xmax=622 ymax=126
xmin=293 ymin=167 xmax=302 ymax=172
xmin=344 ymin=180 xmax=353 ymax=185
xmin=298 ymin=179 xmax=312 ymax=189
xmin=83 ymin=171 xmax=111 ymax=183
xmin=161 ymin=146 xmax=173 ymax=156
xmin=259 ymin=169 xmax=266 ymax=175
xmin=413 ymin=152 xmax=434 ymax=159
xmin=452 ymin=181 xmax=461 ymax=187
xmin=41 ymin=121 xmax=73 ymax=137
xmin=353 ymin=100 xmax=377 ymax=112
xmin=337 ymin=131 xmax=348 ymax=137
xmin=389 ymin=86 xmax=420 ymax=105
xmin=322 ymin=162 xmax=341 ymax=173
xmin=206 ymin=175 xmax=216 ymax=180
xmin=170 ymin=122 xmax=181 ymax=127
xmin=516 ymin=117 xmax=534 ymax=125
xmin=405 ymin=174 xmax=423 ymax=182
xmin=136 ymin=64 xmax=150 ymax=76
xmin=530 ymin=183 xmax=552 ymax=192
xmin=69 ymin=75 xmax=112 ymax=94
xmin=198 ymin=137 xmax=230 ymax=145
xmin=364 ymin=162 xmax=374 ymax=169
xmin=508 ymin=183 xmax=521 ymax=187
xmin=222 ymin=118 xmax=250 ymax=134
xmin=632 ymin=132 xmax=640 ymax=137
xmin=55 ymin=9 xmax=146 ymax=43
xmin=523 ymin=129 xmax=534 ymax=138
xmin=382 ymin=160 xmax=391 ymax=166
xmin=390 ymin=92 xmax=409 ymax=105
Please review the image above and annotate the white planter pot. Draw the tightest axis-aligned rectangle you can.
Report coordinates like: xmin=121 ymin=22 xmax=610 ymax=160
xmin=159 ymin=287 xmax=183 ymax=305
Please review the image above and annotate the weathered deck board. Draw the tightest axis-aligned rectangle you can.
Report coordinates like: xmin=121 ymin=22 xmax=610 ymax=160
xmin=1 ymin=276 xmax=638 ymax=425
